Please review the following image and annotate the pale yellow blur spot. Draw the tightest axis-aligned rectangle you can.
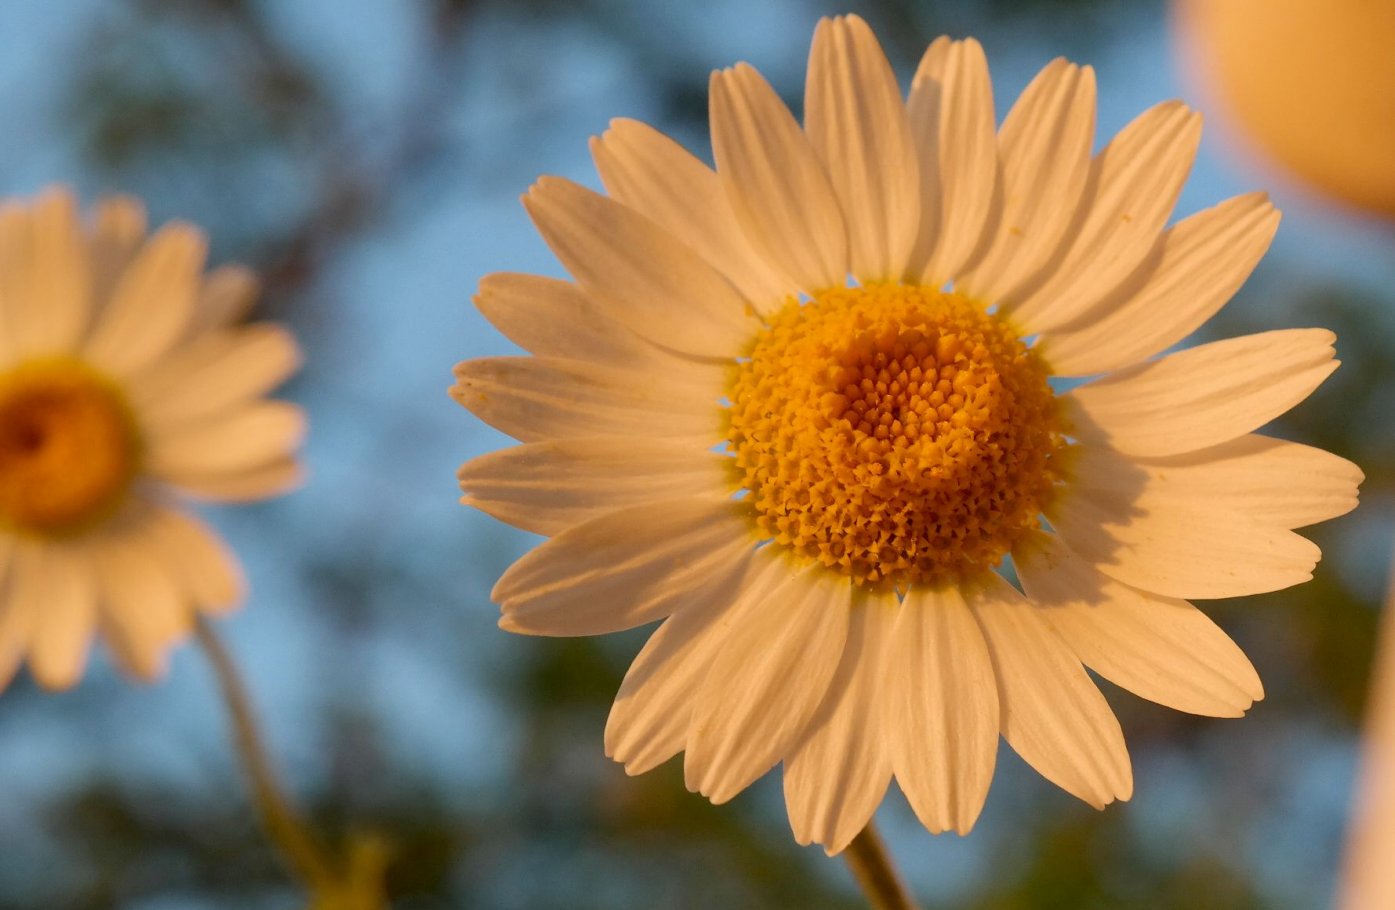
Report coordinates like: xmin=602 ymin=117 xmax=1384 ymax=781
xmin=1176 ymin=0 xmax=1395 ymax=218
xmin=1338 ymin=542 xmax=1395 ymax=910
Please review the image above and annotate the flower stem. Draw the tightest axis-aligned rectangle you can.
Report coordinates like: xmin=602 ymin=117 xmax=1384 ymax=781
xmin=844 ymin=822 xmax=919 ymax=910
xmin=195 ymin=616 xmax=339 ymax=892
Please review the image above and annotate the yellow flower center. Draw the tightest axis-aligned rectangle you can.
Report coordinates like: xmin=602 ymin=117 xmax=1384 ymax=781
xmin=727 ymin=284 xmax=1064 ymax=590
xmin=0 ymin=357 xmax=142 ymax=538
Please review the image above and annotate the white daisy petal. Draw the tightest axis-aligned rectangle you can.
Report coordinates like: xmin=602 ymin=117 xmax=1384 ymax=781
xmin=186 ymin=264 xmax=261 ymax=337
xmin=0 ymin=538 xmax=26 ymax=689
xmin=450 ymin=357 xmax=720 ymax=444
xmin=30 ymin=191 xmax=95 ymax=354
xmin=493 ymin=498 xmax=752 ymax=636
xmin=907 ymin=37 xmax=998 ymax=285
xmin=604 ymin=547 xmax=757 ymax=775
xmin=1016 ymin=531 xmax=1263 ymax=717
xmin=147 ymin=508 xmax=246 ymax=614
xmin=0 ymin=203 xmax=33 ymax=359
xmin=592 ymin=119 xmax=793 ymax=311
xmin=1155 ymin=436 xmax=1363 ymax=528
xmin=0 ymin=206 xmax=37 ymax=363
xmin=523 ymin=177 xmax=758 ymax=358
xmin=957 ymin=59 xmax=1096 ymax=303
xmin=86 ymin=195 xmax=148 ymax=315
xmin=0 ymin=543 xmax=47 ymax=689
xmin=1079 ymin=435 xmax=1362 ymax=530
xmin=1066 ymin=328 xmax=1338 ymax=457
xmin=710 ymin=62 xmax=848 ymax=292
xmin=0 ymin=647 xmax=21 ymax=693
xmin=0 ymin=537 xmax=13 ymax=598
xmin=130 ymin=324 xmax=301 ymax=429
xmin=1038 ymin=193 xmax=1281 ymax=376
xmin=146 ymin=401 xmax=306 ymax=479
xmin=889 ymin=583 xmax=1000 ymax=835
xmin=458 ymin=436 xmax=731 ymax=536
xmin=0 ymin=202 xmax=32 ymax=360
xmin=0 ymin=196 xmax=85 ymax=360
xmin=473 ymin=273 xmax=721 ymax=379
xmin=970 ymin=571 xmax=1133 ymax=809
xmin=26 ymin=545 xmax=98 ymax=691
xmin=1048 ymin=446 xmax=1321 ymax=599
xmin=162 ymin=457 xmax=304 ymax=503
xmin=83 ymin=222 xmax=208 ymax=376
xmin=784 ymin=592 xmax=895 ymax=855
xmin=685 ymin=562 xmax=851 ymax=803
xmin=93 ymin=534 xmax=192 ymax=681
xmin=0 ymin=190 xmax=92 ymax=359
xmin=805 ymin=14 xmax=920 ymax=282
xmin=1008 ymin=101 xmax=1203 ymax=333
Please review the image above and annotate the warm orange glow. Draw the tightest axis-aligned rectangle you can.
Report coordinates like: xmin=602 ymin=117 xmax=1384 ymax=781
xmin=1176 ymin=0 xmax=1395 ymax=218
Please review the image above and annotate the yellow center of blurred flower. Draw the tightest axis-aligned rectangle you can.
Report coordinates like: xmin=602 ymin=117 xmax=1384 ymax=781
xmin=727 ymin=284 xmax=1064 ymax=590
xmin=0 ymin=357 xmax=141 ymax=537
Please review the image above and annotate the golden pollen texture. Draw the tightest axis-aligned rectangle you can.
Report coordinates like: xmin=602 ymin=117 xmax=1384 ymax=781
xmin=0 ymin=358 xmax=141 ymax=537
xmin=728 ymin=284 xmax=1063 ymax=589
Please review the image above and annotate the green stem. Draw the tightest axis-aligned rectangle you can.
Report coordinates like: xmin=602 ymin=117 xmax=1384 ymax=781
xmin=195 ymin=616 xmax=339 ymax=892
xmin=844 ymin=822 xmax=919 ymax=910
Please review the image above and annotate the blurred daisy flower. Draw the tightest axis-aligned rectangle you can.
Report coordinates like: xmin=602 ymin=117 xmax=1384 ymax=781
xmin=0 ymin=188 xmax=302 ymax=690
xmin=454 ymin=15 xmax=1361 ymax=853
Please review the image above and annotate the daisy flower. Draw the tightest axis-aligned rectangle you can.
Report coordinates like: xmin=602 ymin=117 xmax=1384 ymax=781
xmin=453 ymin=16 xmax=1361 ymax=853
xmin=0 ymin=188 xmax=303 ymax=691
